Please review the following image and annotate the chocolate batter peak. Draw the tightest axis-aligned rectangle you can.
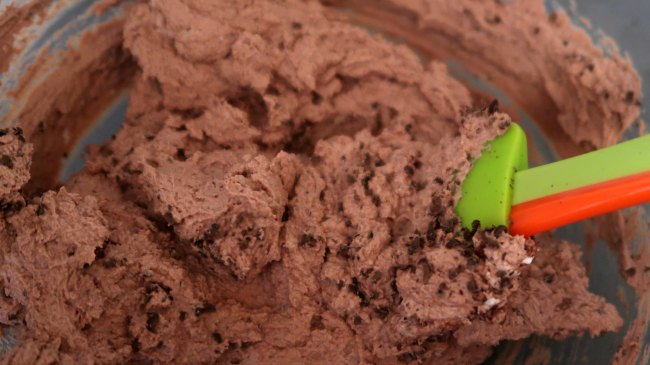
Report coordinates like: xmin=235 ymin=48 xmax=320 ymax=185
xmin=0 ymin=0 xmax=636 ymax=364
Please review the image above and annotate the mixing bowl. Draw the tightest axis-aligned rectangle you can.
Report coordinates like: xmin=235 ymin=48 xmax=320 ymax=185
xmin=0 ymin=0 xmax=648 ymax=363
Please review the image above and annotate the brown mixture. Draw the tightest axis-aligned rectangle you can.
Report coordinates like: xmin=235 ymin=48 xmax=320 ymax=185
xmin=0 ymin=0 xmax=644 ymax=364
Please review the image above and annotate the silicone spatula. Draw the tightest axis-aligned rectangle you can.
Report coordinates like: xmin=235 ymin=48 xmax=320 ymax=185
xmin=455 ymin=123 xmax=650 ymax=236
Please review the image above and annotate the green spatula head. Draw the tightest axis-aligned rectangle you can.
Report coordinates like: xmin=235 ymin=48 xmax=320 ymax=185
xmin=455 ymin=124 xmax=528 ymax=229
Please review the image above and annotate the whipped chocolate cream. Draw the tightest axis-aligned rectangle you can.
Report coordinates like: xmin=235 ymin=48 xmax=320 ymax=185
xmin=0 ymin=0 xmax=643 ymax=364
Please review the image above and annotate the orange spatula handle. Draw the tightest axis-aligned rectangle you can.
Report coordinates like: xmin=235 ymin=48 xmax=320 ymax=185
xmin=509 ymin=170 xmax=650 ymax=236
